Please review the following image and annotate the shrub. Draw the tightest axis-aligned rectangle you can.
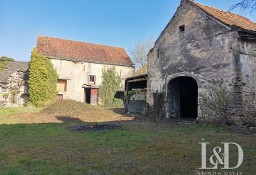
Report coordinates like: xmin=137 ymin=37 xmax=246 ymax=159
xmin=28 ymin=48 xmax=58 ymax=107
xmin=99 ymin=67 xmax=123 ymax=107
xmin=2 ymin=93 xmax=9 ymax=100
xmin=200 ymin=83 xmax=230 ymax=123
xmin=0 ymin=56 xmax=14 ymax=72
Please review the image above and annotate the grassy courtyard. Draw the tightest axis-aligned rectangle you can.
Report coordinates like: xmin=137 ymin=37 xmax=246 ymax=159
xmin=0 ymin=100 xmax=255 ymax=175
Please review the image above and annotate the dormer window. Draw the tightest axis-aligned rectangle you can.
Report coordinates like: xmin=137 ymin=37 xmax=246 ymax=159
xmin=89 ymin=75 xmax=96 ymax=85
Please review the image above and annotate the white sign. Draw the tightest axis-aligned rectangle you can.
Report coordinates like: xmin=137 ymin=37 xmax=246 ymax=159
xmin=199 ymin=142 xmax=244 ymax=170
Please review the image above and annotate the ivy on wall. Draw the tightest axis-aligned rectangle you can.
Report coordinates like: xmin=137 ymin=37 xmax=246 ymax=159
xmin=0 ymin=56 xmax=14 ymax=72
xmin=99 ymin=67 xmax=123 ymax=107
xmin=28 ymin=48 xmax=58 ymax=107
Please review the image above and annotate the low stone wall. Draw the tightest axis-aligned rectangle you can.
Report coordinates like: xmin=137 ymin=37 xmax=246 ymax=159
xmin=127 ymin=89 xmax=146 ymax=115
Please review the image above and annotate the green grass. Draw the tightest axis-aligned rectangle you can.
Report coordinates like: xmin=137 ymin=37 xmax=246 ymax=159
xmin=0 ymin=106 xmax=40 ymax=116
xmin=0 ymin=121 xmax=255 ymax=175
xmin=0 ymin=106 xmax=41 ymax=124
xmin=0 ymin=101 xmax=255 ymax=174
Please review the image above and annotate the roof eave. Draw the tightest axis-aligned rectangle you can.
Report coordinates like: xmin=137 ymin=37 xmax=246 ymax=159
xmin=48 ymin=56 xmax=134 ymax=67
xmin=189 ymin=1 xmax=232 ymax=30
xmin=125 ymin=74 xmax=148 ymax=82
xmin=238 ymin=30 xmax=256 ymax=40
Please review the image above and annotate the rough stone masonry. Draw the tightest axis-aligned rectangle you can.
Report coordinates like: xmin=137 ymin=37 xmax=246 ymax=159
xmin=147 ymin=0 xmax=256 ymax=126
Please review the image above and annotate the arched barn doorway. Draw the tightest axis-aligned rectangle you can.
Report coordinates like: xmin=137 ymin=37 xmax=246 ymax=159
xmin=168 ymin=76 xmax=198 ymax=119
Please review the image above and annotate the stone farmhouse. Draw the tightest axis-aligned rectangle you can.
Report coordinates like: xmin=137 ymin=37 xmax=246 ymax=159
xmin=0 ymin=61 xmax=29 ymax=106
xmin=37 ymin=36 xmax=134 ymax=105
xmin=147 ymin=0 xmax=256 ymax=125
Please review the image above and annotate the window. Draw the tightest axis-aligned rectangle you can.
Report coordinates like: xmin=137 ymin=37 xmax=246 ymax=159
xmin=57 ymin=94 xmax=63 ymax=100
xmin=89 ymin=75 xmax=96 ymax=85
xmin=0 ymin=87 xmax=7 ymax=93
xmin=23 ymin=73 xmax=29 ymax=81
xmin=57 ymin=80 xmax=67 ymax=92
xmin=179 ymin=25 xmax=185 ymax=32
xmin=24 ymin=84 xmax=29 ymax=94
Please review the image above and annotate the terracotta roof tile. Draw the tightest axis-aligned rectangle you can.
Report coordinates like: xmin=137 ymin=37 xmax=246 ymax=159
xmin=37 ymin=36 xmax=133 ymax=66
xmin=190 ymin=1 xmax=256 ymax=31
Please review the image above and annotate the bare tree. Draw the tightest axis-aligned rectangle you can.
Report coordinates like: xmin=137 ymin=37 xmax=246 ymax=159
xmin=129 ymin=38 xmax=154 ymax=69
xmin=229 ymin=0 xmax=256 ymax=13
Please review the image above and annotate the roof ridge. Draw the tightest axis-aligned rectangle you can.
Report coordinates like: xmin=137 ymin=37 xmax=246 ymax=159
xmin=191 ymin=1 xmax=253 ymax=21
xmin=37 ymin=36 xmax=133 ymax=66
xmin=38 ymin=36 xmax=125 ymax=50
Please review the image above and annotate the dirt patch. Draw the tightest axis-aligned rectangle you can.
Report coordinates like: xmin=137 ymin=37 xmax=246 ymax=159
xmin=6 ymin=100 xmax=134 ymax=124
xmin=69 ymin=124 xmax=122 ymax=132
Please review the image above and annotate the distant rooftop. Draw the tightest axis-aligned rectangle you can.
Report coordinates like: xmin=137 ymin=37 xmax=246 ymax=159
xmin=0 ymin=61 xmax=29 ymax=82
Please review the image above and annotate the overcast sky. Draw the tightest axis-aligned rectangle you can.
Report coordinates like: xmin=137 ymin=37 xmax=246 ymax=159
xmin=0 ymin=0 xmax=255 ymax=62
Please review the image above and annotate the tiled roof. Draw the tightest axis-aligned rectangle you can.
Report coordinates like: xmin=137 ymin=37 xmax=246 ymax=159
xmin=37 ymin=36 xmax=133 ymax=66
xmin=190 ymin=0 xmax=256 ymax=32
xmin=0 ymin=61 xmax=29 ymax=82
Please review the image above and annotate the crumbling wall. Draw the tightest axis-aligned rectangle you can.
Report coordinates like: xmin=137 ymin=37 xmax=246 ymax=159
xmin=238 ymin=38 xmax=256 ymax=126
xmin=0 ymin=71 xmax=29 ymax=106
xmin=147 ymin=2 xmax=240 ymax=123
xmin=127 ymin=89 xmax=147 ymax=114
xmin=146 ymin=92 xmax=166 ymax=118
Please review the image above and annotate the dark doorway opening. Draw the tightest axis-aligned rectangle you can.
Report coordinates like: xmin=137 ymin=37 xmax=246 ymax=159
xmin=168 ymin=77 xmax=198 ymax=119
xmin=85 ymin=88 xmax=91 ymax=104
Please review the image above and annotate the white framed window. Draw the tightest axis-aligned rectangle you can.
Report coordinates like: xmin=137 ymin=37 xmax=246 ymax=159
xmin=89 ymin=75 xmax=96 ymax=85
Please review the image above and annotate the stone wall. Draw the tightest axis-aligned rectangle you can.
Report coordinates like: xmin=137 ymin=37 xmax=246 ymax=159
xmin=147 ymin=2 xmax=256 ymax=125
xmin=0 ymin=71 xmax=29 ymax=106
xmin=127 ymin=89 xmax=147 ymax=114
xmin=51 ymin=59 xmax=134 ymax=102
xmin=237 ymin=37 xmax=256 ymax=125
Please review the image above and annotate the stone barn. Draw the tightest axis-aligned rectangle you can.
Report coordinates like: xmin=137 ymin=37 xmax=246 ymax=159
xmin=37 ymin=36 xmax=134 ymax=105
xmin=147 ymin=0 xmax=256 ymax=125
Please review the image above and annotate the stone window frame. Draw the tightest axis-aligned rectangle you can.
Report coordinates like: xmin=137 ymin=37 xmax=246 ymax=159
xmin=165 ymin=72 xmax=202 ymax=119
